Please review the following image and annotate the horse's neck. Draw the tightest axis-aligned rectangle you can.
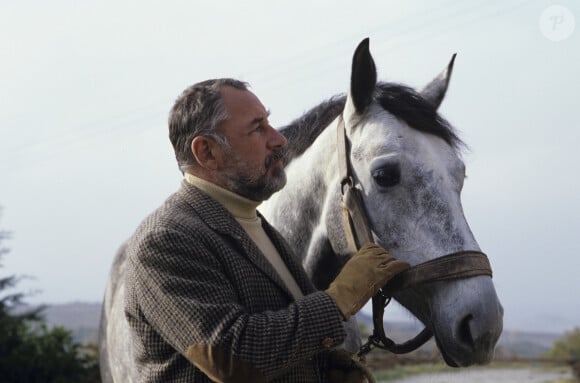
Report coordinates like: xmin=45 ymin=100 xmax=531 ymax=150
xmin=262 ymin=123 xmax=338 ymax=260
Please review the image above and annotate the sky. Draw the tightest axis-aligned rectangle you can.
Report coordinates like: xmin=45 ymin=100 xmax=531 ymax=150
xmin=1 ymin=0 xmax=578 ymax=334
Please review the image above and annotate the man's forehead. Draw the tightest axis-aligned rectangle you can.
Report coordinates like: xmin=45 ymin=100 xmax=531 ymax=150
xmin=220 ymin=86 xmax=266 ymax=113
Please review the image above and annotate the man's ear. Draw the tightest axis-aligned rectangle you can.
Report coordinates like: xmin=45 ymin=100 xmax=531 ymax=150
xmin=191 ymin=136 xmax=219 ymax=170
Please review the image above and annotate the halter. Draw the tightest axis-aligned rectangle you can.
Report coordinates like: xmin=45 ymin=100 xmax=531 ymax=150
xmin=335 ymin=115 xmax=493 ymax=357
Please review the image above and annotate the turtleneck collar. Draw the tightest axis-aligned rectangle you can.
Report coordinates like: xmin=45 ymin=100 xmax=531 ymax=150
xmin=184 ymin=173 xmax=261 ymax=220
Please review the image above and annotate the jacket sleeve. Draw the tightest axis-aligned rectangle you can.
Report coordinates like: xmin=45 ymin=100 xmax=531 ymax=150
xmin=126 ymin=226 xmax=346 ymax=382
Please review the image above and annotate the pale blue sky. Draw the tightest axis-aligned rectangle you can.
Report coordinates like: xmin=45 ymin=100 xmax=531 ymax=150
xmin=1 ymin=0 xmax=578 ymax=333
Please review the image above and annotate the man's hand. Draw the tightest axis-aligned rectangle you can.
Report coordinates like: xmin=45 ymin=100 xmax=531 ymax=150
xmin=326 ymin=243 xmax=409 ymax=321
xmin=327 ymin=349 xmax=374 ymax=383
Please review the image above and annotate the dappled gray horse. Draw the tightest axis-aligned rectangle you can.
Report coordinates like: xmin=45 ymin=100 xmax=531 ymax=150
xmin=99 ymin=39 xmax=503 ymax=382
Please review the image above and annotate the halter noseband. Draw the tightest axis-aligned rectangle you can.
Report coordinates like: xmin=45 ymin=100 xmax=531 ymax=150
xmin=335 ymin=115 xmax=493 ymax=357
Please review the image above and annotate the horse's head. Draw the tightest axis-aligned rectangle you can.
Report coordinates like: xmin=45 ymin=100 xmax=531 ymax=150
xmin=332 ymin=39 xmax=503 ymax=366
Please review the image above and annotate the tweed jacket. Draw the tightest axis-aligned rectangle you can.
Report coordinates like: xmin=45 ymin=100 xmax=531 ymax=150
xmin=124 ymin=181 xmax=347 ymax=382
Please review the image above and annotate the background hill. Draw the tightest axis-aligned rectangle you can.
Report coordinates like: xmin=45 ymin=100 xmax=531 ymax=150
xmin=37 ymin=302 xmax=563 ymax=358
xmin=40 ymin=302 xmax=101 ymax=345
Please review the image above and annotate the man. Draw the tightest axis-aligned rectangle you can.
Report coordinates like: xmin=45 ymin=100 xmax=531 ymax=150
xmin=124 ymin=78 xmax=409 ymax=382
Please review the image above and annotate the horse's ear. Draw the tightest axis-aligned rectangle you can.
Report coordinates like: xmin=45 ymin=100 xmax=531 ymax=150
xmin=420 ymin=53 xmax=456 ymax=110
xmin=346 ymin=38 xmax=377 ymax=116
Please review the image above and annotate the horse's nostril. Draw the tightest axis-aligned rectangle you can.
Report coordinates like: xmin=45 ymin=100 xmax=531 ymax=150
xmin=458 ymin=314 xmax=475 ymax=350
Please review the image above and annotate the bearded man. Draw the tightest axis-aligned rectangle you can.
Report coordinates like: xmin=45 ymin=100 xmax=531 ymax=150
xmin=124 ymin=78 xmax=409 ymax=382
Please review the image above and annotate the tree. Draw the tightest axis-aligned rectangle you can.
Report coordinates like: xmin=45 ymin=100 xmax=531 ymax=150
xmin=0 ymin=210 xmax=100 ymax=383
xmin=547 ymin=327 xmax=580 ymax=378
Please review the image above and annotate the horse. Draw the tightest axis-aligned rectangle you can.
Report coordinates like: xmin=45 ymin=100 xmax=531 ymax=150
xmin=99 ymin=38 xmax=503 ymax=382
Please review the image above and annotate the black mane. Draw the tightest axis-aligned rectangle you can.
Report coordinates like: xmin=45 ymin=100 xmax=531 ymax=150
xmin=280 ymin=82 xmax=463 ymax=164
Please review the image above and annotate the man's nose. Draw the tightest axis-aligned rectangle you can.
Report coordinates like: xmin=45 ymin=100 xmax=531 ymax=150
xmin=268 ymin=126 xmax=288 ymax=149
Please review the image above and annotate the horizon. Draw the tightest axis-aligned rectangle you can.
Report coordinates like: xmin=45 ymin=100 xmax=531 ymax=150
xmin=22 ymin=300 xmax=573 ymax=337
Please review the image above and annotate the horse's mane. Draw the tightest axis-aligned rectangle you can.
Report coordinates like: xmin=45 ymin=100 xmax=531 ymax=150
xmin=280 ymin=82 xmax=464 ymax=164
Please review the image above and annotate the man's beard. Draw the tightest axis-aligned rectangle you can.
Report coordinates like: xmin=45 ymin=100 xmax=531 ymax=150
xmin=222 ymin=148 xmax=287 ymax=201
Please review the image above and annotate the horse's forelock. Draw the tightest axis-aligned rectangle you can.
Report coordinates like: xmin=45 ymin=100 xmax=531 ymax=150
xmin=376 ymin=83 xmax=464 ymax=152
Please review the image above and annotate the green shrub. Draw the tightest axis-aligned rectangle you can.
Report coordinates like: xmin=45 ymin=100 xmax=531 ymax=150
xmin=547 ymin=327 xmax=580 ymax=378
xmin=0 ymin=212 xmax=100 ymax=382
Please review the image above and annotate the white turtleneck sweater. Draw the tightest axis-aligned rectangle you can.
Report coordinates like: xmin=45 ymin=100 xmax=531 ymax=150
xmin=184 ymin=173 xmax=304 ymax=301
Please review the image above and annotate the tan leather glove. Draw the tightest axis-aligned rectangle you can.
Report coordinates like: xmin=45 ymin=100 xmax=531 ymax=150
xmin=326 ymin=243 xmax=409 ymax=321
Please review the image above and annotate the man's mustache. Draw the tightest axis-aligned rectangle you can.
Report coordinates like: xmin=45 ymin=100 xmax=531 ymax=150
xmin=265 ymin=147 xmax=287 ymax=169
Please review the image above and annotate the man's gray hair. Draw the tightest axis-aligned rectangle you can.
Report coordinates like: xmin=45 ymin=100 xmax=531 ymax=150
xmin=168 ymin=78 xmax=248 ymax=172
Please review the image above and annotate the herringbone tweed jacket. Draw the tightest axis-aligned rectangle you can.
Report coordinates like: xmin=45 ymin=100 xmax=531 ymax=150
xmin=124 ymin=181 xmax=347 ymax=382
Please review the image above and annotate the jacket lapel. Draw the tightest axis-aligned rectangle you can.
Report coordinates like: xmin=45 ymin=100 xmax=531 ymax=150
xmin=178 ymin=181 xmax=302 ymax=300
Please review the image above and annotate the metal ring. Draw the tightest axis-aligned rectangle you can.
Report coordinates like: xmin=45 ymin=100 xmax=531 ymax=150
xmin=340 ymin=176 xmax=354 ymax=195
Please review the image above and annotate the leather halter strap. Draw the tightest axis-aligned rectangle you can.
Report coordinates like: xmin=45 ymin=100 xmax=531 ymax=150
xmin=335 ymin=115 xmax=493 ymax=356
xmin=337 ymin=115 xmax=374 ymax=253
xmin=383 ymin=250 xmax=493 ymax=294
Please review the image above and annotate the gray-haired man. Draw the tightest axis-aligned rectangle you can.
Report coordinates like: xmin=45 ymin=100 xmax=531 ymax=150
xmin=124 ymin=78 xmax=409 ymax=382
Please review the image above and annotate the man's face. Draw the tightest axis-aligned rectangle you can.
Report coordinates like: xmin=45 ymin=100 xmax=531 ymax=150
xmin=215 ymin=86 xmax=288 ymax=201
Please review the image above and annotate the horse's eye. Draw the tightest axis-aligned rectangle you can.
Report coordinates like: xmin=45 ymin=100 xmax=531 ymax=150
xmin=372 ymin=163 xmax=401 ymax=188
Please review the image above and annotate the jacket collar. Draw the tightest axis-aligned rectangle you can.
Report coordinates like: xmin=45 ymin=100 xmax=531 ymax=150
xmin=177 ymin=181 xmax=316 ymax=298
